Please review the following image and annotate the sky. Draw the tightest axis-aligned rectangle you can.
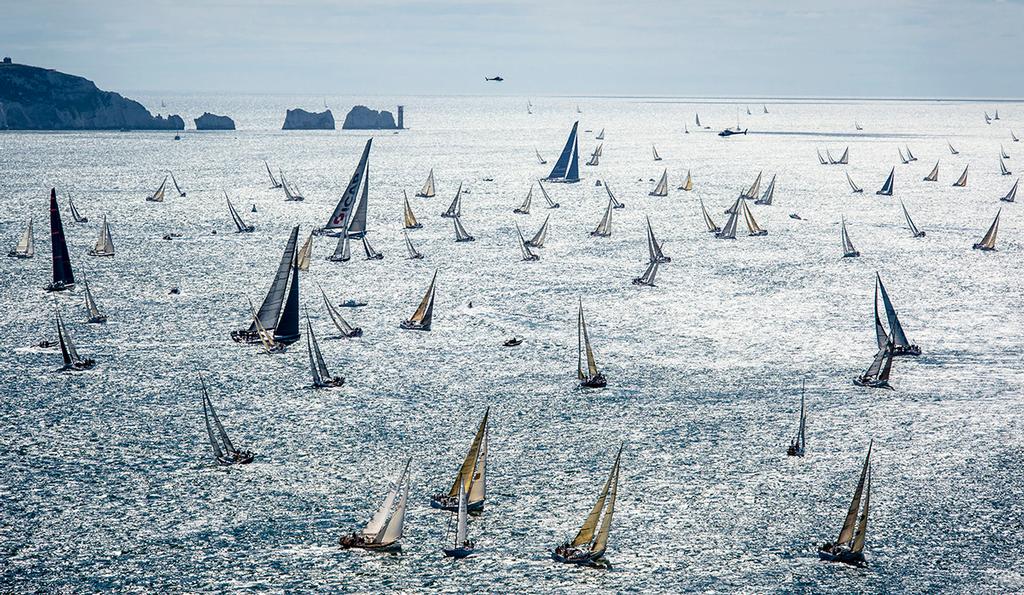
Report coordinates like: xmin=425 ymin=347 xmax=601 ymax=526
xmin=2 ymin=0 xmax=1022 ymax=98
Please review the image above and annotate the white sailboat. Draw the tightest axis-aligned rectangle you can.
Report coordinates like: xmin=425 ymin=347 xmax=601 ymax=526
xmin=649 ymin=169 xmax=669 ymax=197
xmin=631 ymin=260 xmax=658 ymax=287
xmin=741 ymin=200 xmax=767 ymax=236
xmin=305 ymin=313 xmax=344 ymax=388
xmin=87 ymin=216 xmax=115 ymax=257
xmin=898 ymin=147 xmax=909 ymax=165
xmin=442 ymin=484 xmax=475 ymax=559
xmin=904 ymin=146 xmax=917 ymax=162
xmin=535 ymin=149 xmax=547 ymax=165
xmin=846 ymin=171 xmax=864 ymax=194
xmin=296 ymin=232 xmax=314 ymax=271
xmin=1000 ymin=145 xmax=1010 ymax=160
xmin=416 ymin=169 xmax=436 ymax=198
xmin=590 ymin=198 xmax=614 ymax=237
xmin=700 ymin=200 xmax=721 ymax=233
xmin=716 ymin=200 xmax=739 ymax=239
xmin=652 ymin=145 xmax=662 ymax=161
xmin=339 ymin=459 xmax=411 ymax=552
xmin=576 ymin=299 xmax=607 ymax=388
xmin=318 ymin=284 xmax=363 ymax=337
xmin=452 ymin=216 xmax=475 ymax=242
xmin=646 ymin=216 xmax=670 ymax=263
xmin=83 ymin=275 xmax=107 ymax=324
xmin=923 ymin=161 xmax=939 ymax=182
xmin=514 ymin=185 xmax=533 ymax=214
xmin=754 ymin=175 xmax=776 ymax=205
xmin=538 ymin=180 xmax=559 ymax=208
xmin=678 ymin=169 xmax=693 ymax=191
xmin=739 ymin=171 xmax=763 ymax=201
xmin=840 ymin=217 xmax=860 ymax=258
xmin=7 ymin=218 xmax=33 ymax=258
xmin=264 ymin=160 xmax=282 ymax=188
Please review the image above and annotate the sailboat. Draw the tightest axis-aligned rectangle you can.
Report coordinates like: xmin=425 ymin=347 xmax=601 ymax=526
xmin=539 ymin=180 xmax=560 ymax=208
xmin=45 ymin=189 xmax=75 ymax=292
xmin=586 ymin=144 xmax=601 ymax=167
xmin=994 ymin=109 xmax=1000 ymax=120
xmin=786 ymin=384 xmax=806 ymax=457
xmin=319 ymin=139 xmax=372 ymax=238
xmin=281 ymin=174 xmax=304 ymax=201
xmin=88 ymin=217 xmax=115 ymax=257
xmin=403 ymin=191 xmax=422 ymax=229
xmin=900 ymin=201 xmax=926 ymax=237
xmin=431 ymin=408 xmax=489 ymax=511
xmin=854 ymin=341 xmax=895 ymax=389
xmin=905 ymin=146 xmax=917 ymax=162
xmin=7 ymin=218 xmax=33 ymax=258
xmin=171 ymin=172 xmax=186 ymax=197
xmin=590 ymin=199 xmax=614 ymax=237
xmin=200 ymin=377 xmax=253 ymax=465
xmin=441 ymin=183 xmax=463 ymax=218
xmin=544 ymin=121 xmax=581 ymax=183
xmin=684 ymin=124 xmax=689 ymax=134
xmin=700 ymin=200 xmax=721 ymax=233
xmin=339 ymin=460 xmax=411 ymax=552
xmin=361 ymin=236 xmax=384 ymax=260
xmin=716 ymin=200 xmax=739 ymax=239
xmin=327 ymin=235 xmax=351 ymax=262
xmin=55 ymin=307 xmax=95 ymax=371
xmin=741 ymin=200 xmax=767 ymax=236
xmin=836 ymin=147 xmax=849 ymax=165
xmin=527 ymin=102 xmax=532 ymax=115
xmin=898 ymin=148 xmax=909 ymax=165
xmin=875 ymin=274 xmax=921 ymax=356
xmin=514 ymin=186 xmax=533 ymax=214
xmin=400 ymin=270 xmax=437 ymax=331
xmin=649 ymin=169 xmax=669 ymax=197
xmin=306 ymin=313 xmax=345 ymax=388
xmin=286 ymin=225 xmax=311 ymax=269
xmin=604 ymin=182 xmax=625 ymax=208
xmin=576 ymin=105 xmax=582 ymax=114
xmin=82 ymin=275 xmax=107 ymax=324
xmin=452 ymin=216 xmax=475 ymax=242
xmin=552 ymin=445 xmax=621 ymax=567
xmin=999 ymin=156 xmax=1012 ymax=176
xmin=826 ymin=149 xmax=837 ymax=165
xmin=923 ymin=161 xmax=939 ymax=182
xmin=818 ymin=442 xmax=872 ymax=566
xmin=596 ymin=128 xmax=605 ymax=140
xmin=972 ymin=209 xmax=1000 ymax=251
xmin=68 ymin=194 xmax=88 ymax=222
xmin=577 ymin=299 xmax=607 ymax=388
xmin=403 ymin=231 xmax=424 ymax=260
xmin=840 ymin=217 xmax=859 ymax=258
xmin=646 ymin=216 xmax=670 ymax=263
xmin=226 ymin=193 xmax=254 ymax=232
xmin=875 ymin=168 xmax=895 ymax=196
xmin=535 ymin=149 xmax=547 ymax=165
xmin=652 ymin=145 xmax=662 ymax=161
xmin=746 ymin=105 xmax=752 ymax=116
xmin=738 ymin=171 xmax=763 ymax=201
xmin=1012 ymin=130 xmax=1020 ymax=143
xmin=146 ymin=176 xmax=168 ymax=202
xmin=947 ymin=141 xmax=959 ymax=155
xmin=855 ymin=121 xmax=863 ymax=131
xmin=1000 ymin=178 xmax=1019 ymax=202
xmin=231 ymin=226 xmax=301 ymax=345
xmin=678 ymin=169 xmax=693 ymax=191
xmin=526 ymin=215 xmax=550 ymax=248
xmin=754 ymin=175 xmax=776 ymax=205
xmin=953 ymin=165 xmax=969 ymax=187
xmin=817 ymin=149 xmax=827 ymax=165
xmin=247 ymin=297 xmax=285 ymax=353
xmin=416 ymin=168 xmax=436 ymax=198
xmin=1000 ymin=145 xmax=1010 ymax=160
xmin=763 ymin=104 xmax=769 ymax=114
xmin=846 ymin=171 xmax=864 ymax=194
xmin=631 ymin=260 xmax=658 ymax=287
xmin=696 ymin=113 xmax=709 ymax=129
xmin=265 ymin=160 xmax=282 ymax=188
xmin=516 ymin=223 xmax=540 ymax=262
xmin=318 ymin=285 xmax=362 ymax=337
xmin=985 ymin=112 xmax=992 ymax=124
xmin=442 ymin=484 xmax=475 ymax=559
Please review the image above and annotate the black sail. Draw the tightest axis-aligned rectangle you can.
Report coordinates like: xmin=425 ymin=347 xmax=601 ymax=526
xmin=274 ymin=246 xmax=301 ymax=344
xmin=48 ymin=188 xmax=75 ymax=288
xmin=249 ymin=226 xmax=299 ymax=332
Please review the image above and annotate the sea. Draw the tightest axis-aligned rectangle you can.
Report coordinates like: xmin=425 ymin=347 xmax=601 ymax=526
xmin=1 ymin=94 xmax=1023 ymax=593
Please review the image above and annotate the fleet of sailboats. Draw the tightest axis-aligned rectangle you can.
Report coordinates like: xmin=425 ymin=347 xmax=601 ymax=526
xmin=552 ymin=445 xmax=621 ymax=566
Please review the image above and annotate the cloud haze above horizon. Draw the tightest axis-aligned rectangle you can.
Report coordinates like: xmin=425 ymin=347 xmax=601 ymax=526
xmin=2 ymin=0 xmax=1022 ymax=98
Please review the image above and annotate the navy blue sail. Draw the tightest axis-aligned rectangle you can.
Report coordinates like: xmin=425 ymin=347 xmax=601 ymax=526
xmin=546 ymin=121 xmax=581 ymax=183
xmin=274 ymin=238 xmax=301 ymax=345
xmin=47 ymin=188 xmax=75 ymax=291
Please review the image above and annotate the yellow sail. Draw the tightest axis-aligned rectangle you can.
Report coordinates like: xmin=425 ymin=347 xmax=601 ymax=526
xmin=592 ymin=455 xmax=620 ymax=554
xmin=741 ymin=200 xmax=764 ymax=234
xmin=403 ymin=193 xmax=419 ymax=228
xmin=578 ymin=303 xmax=599 ymax=377
xmin=248 ymin=298 xmax=277 ymax=353
xmin=409 ymin=271 xmax=437 ymax=324
xmin=296 ymin=232 xmax=313 ymax=272
xmin=570 ymin=450 xmax=616 ymax=547
xmin=468 ymin=426 xmax=487 ymax=503
xmin=448 ymin=408 xmax=490 ymax=497
xmin=836 ymin=442 xmax=872 ymax=546
xmin=683 ymin=169 xmax=693 ymax=191
xmin=851 ymin=467 xmax=871 ymax=553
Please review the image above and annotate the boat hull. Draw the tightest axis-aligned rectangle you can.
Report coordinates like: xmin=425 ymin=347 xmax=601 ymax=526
xmin=973 ymin=244 xmax=997 ymax=251
xmin=853 ymin=377 xmax=893 ymax=390
xmin=7 ymin=252 xmax=32 ymax=258
xmin=818 ymin=548 xmax=866 ymax=567
xmin=216 ymin=451 xmax=254 ymax=465
xmin=61 ymin=359 xmax=96 ymax=372
xmin=579 ymin=374 xmax=607 ymax=389
xmin=430 ymin=495 xmax=484 ymax=512
xmin=45 ymin=281 xmax=74 ymax=292
xmin=455 ymin=237 xmax=475 ymax=243
xmin=314 ymin=376 xmax=346 ymax=389
xmin=87 ymin=315 xmax=108 ymax=324
xmin=631 ymin=278 xmax=655 ymax=287
xmin=443 ymin=547 xmax=475 ymax=559
xmin=339 ymin=534 xmax=401 ymax=552
xmin=400 ymin=320 xmax=431 ymax=332
xmin=893 ymin=345 xmax=921 ymax=357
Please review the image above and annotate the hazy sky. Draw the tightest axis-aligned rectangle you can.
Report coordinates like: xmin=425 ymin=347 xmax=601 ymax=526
xmin=3 ymin=0 xmax=1022 ymax=98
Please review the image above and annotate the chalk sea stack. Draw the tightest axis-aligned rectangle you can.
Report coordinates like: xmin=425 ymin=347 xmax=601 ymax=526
xmin=194 ymin=112 xmax=235 ymax=130
xmin=0 ymin=61 xmax=184 ymax=130
xmin=282 ymin=108 xmax=335 ymax=130
xmin=342 ymin=105 xmax=399 ymax=130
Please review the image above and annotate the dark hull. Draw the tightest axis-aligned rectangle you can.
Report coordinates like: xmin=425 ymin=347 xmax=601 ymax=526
xmin=405 ymin=224 xmax=423 ymax=229
xmin=315 ymin=377 xmax=346 ymax=388
xmin=631 ymin=278 xmax=655 ymax=287
xmin=893 ymin=345 xmax=921 ymax=357
xmin=973 ymin=244 xmax=996 ymax=251
xmin=217 ymin=451 xmax=254 ymax=465
xmin=843 ymin=251 xmax=860 ymax=258
xmin=749 ymin=231 xmax=768 ymax=237
xmin=430 ymin=495 xmax=484 ymax=512
xmin=87 ymin=315 xmax=108 ymax=324
xmin=853 ymin=377 xmax=893 ymax=390
xmin=7 ymin=252 xmax=32 ymax=258
xmin=455 ymin=237 xmax=475 ymax=242
xmin=45 ymin=281 xmax=74 ymax=292
xmin=443 ymin=547 xmax=475 ymax=559
xmin=818 ymin=549 xmax=866 ymax=567
xmin=579 ymin=374 xmax=607 ymax=389
xmin=400 ymin=320 xmax=431 ymax=332
xmin=61 ymin=359 xmax=96 ymax=372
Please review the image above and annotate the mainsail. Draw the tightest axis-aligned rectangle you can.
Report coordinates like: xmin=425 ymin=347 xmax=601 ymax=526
xmin=717 ymin=201 xmax=740 ymax=239
xmin=8 ymin=218 xmax=33 ymax=258
xmin=441 ymin=183 xmax=463 ymax=218
xmin=876 ymin=274 xmax=913 ymax=351
xmin=876 ymin=168 xmax=895 ymax=196
xmin=226 ymin=193 xmax=253 ymax=232
xmin=526 ymin=215 xmax=550 ymax=248
xmin=652 ymin=145 xmax=662 ymax=161
xmin=404 ymin=270 xmax=437 ymax=330
xmin=147 ymin=176 xmax=167 ymax=202
xmin=403 ymin=192 xmax=421 ymax=229
xmin=840 ymin=217 xmax=859 ymax=257
xmin=416 ymin=168 xmax=436 ymax=198
xmin=403 ymin=230 xmax=423 ymax=259
xmin=452 ymin=216 xmax=474 ymax=242
xmin=923 ymin=161 xmax=939 ymax=182
xmin=898 ymin=148 xmax=908 ymax=165
xmin=973 ymin=209 xmax=1000 ymax=251
xmin=538 ymin=181 xmax=559 ymax=208
xmin=319 ymin=285 xmax=359 ymax=337
xmin=740 ymin=171 xmax=763 ymax=200
xmin=649 ymin=169 xmax=669 ymax=197
xmin=323 ymin=139 xmax=372 ymax=235
xmin=68 ymin=195 xmax=87 ymax=222
xmin=847 ymin=171 xmax=863 ymax=193
xmin=953 ymin=165 xmax=969 ymax=187
xmin=47 ymin=189 xmax=75 ymax=290
xmin=514 ymin=186 xmax=532 ymax=214
xmin=88 ymin=216 xmax=115 ymax=257
xmin=247 ymin=226 xmax=299 ymax=334
xmin=590 ymin=198 xmax=613 ymax=237
xmin=516 ymin=223 xmax=539 ymax=261
xmin=171 ymin=172 xmax=186 ymax=197
xmin=545 ymin=121 xmax=581 ymax=183
xmin=741 ymin=200 xmax=766 ymax=236
xmin=755 ymin=175 xmax=776 ymax=205
xmin=577 ymin=300 xmax=601 ymax=382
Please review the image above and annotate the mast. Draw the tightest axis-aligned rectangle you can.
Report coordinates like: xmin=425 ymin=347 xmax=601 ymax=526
xmin=324 ymin=139 xmax=372 ymax=233
xmin=48 ymin=189 xmax=75 ymax=289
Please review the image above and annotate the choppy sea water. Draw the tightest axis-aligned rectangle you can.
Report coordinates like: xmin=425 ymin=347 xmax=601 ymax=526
xmin=1 ymin=94 xmax=1023 ymax=593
